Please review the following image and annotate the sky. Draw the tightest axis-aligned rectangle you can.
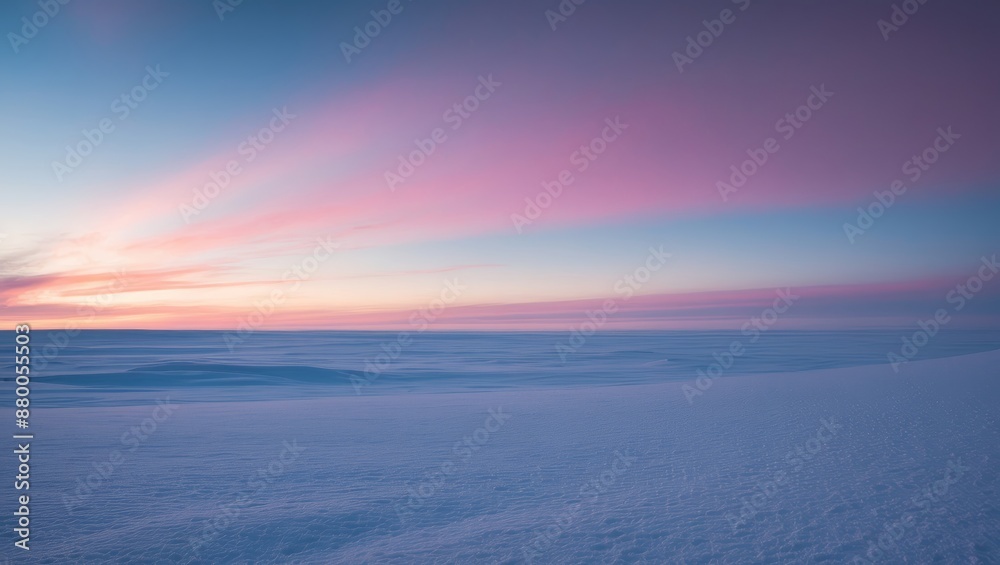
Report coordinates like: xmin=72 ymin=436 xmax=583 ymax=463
xmin=1 ymin=0 xmax=999 ymax=330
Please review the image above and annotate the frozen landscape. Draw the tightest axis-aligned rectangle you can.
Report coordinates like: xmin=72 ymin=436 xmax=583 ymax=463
xmin=6 ymin=330 xmax=999 ymax=563
xmin=3 ymin=0 xmax=999 ymax=562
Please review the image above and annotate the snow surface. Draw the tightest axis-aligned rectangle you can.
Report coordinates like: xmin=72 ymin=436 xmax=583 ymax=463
xmin=10 ymin=347 xmax=1000 ymax=563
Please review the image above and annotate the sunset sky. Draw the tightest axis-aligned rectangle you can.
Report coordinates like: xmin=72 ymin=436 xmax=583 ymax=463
xmin=2 ymin=0 xmax=999 ymax=330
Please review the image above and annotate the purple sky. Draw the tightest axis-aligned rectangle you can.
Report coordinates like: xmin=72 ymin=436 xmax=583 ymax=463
xmin=1 ymin=0 xmax=999 ymax=329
